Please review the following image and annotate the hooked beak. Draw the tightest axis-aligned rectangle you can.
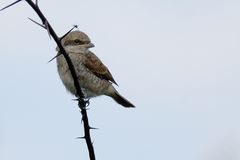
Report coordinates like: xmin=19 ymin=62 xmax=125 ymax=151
xmin=87 ymin=43 xmax=95 ymax=48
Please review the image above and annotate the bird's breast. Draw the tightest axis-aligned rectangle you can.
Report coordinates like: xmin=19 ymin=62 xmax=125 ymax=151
xmin=57 ymin=53 xmax=112 ymax=98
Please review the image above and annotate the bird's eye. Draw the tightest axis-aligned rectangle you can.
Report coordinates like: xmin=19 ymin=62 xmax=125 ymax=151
xmin=74 ymin=39 xmax=81 ymax=44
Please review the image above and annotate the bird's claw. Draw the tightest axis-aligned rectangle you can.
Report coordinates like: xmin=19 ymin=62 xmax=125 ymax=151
xmin=78 ymin=98 xmax=90 ymax=109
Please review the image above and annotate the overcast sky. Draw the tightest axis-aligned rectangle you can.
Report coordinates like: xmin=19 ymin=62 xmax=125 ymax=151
xmin=1 ymin=0 xmax=240 ymax=160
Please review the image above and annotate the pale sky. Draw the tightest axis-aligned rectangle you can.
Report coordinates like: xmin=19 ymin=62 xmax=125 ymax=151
xmin=1 ymin=0 xmax=240 ymax=160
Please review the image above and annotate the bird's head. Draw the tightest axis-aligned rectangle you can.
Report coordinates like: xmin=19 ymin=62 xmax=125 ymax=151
xmin=56 ymin=31 xmax=95 ymax=52
xmin=61 ymin=31 xmax=95 ymax=49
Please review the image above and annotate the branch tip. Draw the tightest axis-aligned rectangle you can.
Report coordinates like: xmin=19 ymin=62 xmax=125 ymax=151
xmin=60 ymin=25 xmax=78 ymax=41
xmin=73 ymin=24 xmax=79 ymax=29
xmin=0 ymin=0 xmax=22 ymax=12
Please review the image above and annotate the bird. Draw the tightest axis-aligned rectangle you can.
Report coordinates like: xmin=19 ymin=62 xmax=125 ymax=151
xmin=56 ymin=30 xmax=135 ymax=108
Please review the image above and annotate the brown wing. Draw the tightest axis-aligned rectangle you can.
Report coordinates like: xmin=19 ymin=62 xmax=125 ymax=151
xmin=84 ymin=51 xmax=118 ymax=85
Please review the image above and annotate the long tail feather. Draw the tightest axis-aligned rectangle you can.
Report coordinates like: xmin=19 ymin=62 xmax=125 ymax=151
xmin=112 ymin=92 xmax=135 ymax=108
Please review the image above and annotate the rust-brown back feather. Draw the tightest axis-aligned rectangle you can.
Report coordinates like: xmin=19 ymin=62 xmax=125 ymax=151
xmin=84 ymin=51 xmax=118 ymax=85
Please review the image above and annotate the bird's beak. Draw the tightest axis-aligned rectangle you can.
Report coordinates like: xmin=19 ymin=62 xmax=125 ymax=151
xmin=87 ymin=43 xmax=95 ymax=48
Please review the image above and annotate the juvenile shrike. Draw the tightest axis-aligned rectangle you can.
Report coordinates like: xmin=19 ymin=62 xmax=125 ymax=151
xmin=56 ymin=31 xmax=135 ymax=108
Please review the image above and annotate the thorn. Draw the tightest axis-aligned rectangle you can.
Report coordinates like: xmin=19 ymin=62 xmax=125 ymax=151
xmin=76 ymin=136 xmax=85 ymax=139
xmin=0 ymin=0 xmax=22 ymax=12
xmin=28 ymin=17 xmax=46 ymax=29
xmin=89 ymin=126 xmax=99 ymax=130
xmin=35 ymin=0 xmax=39 ymax=6
xmin=112 ymin=80 xmax=119 ymax=86
xmin=47 ymin=52 xmax=62 ymax=63
xmin=60 ymin=25 xmax=78 ymax=41
xmin=44 ymin=20 xmax=51 ymax=39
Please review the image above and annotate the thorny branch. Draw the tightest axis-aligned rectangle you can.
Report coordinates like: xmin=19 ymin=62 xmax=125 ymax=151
xmin=1 ymin=0 xmax=96 ymax=160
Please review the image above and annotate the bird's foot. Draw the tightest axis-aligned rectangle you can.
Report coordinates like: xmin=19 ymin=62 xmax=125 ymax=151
xmin=78 ymin=98 xmax=90 ymax=109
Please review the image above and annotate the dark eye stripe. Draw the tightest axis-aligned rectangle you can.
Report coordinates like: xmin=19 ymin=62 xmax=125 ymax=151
xmin=74 ymin=39 xmax=86 ymax=45
xmin=64 ymin=39 xmax=88 ymax=46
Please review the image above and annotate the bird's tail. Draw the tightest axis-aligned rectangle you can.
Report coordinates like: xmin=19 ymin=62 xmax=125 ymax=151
xmin=112 ymin=92 xmax=135 ymax=108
